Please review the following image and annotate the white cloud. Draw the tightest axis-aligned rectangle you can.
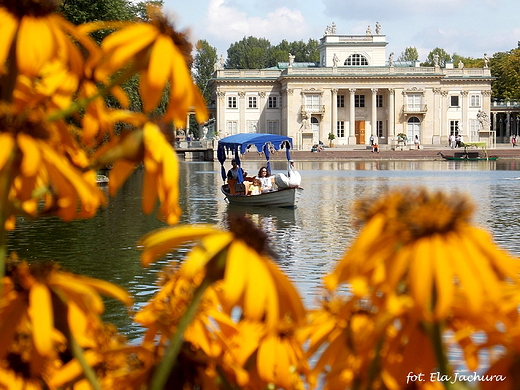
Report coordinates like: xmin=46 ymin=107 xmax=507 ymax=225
xmin=204 ymin=0 xmax=308 ymax=44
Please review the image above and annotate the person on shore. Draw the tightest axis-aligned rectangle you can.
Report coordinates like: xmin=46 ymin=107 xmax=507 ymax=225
xmin=414 ymin=135 xmax=420 ymax=150
xmin=256 ymin=167 xmax=273 ymax=192
xmin=449 ymin=134 xmax=455 ymax=149
xmin=512 ymin=135 xmax=517 ymax=148
xmin=372 ymin=143 xmax=379 ymax=153
xmin=370 ymin=134 xmax=375 ymax=146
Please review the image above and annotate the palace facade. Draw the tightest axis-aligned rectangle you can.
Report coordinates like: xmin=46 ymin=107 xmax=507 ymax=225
xmin=207 ymin=24 xmax=494 ymax=150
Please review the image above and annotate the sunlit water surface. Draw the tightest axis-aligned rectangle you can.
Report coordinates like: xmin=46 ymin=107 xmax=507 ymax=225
xmin=8 ymin=158 xmax=520 ymax=372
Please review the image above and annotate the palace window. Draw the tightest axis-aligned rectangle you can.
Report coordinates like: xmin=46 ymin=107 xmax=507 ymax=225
xmin=450 ymin=95 xmax=459 ymax=107
xmin=470 ymin=94 xmax=481 ymax=107
xmin=227 ymin=96 xmax=237 ymax=108
xmin=376 ymin=120 xmax=384 ymax=137
xmin=376 ymin=95 xmax=383 ymax=108
xmin=247 ymin=120 xmax=258 ymax=133
xmin=406 ymin=94 xmax=422 ymax=111
xmin=344 ymin=54 xmax=369 ymax=66
xmin=355 ymin=95 xmax=365 ymax=108
xmin=267 ymin=121 xmax=279 ymax=134
xmin=337 ymin=121 xmax=345 ymax=138
xmin=227 ymin=121 xmax=238 ymax=135
xmin=450 ymin=120 xmax=459 ymax=135
xmin=305 ymin=94 xmax=321 ymax=112
xmin=337 ymin=95 xmax=345 ymax=108
xmin=268 ymin=96 xmax=278 ymax=108
xmin=469 ymin=119 xmax=479 ymax=141
xmin=248 ymin=96 xmax=257 ymax=109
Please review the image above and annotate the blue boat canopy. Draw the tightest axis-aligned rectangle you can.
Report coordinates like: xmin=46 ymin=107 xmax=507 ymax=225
xmin=217 ymin=133 xmax=293 ymax=182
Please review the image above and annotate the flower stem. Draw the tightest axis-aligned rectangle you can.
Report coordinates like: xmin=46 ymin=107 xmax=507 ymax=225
xmin=149 ymin=272 xmax=214 ymax=390
xmin=0 ymin=148 xmax=17 ymax=297
xmin=429 ymin=321 xmax=454 ymax=390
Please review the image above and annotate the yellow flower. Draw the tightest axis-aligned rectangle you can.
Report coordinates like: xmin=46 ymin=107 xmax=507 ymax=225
xmin=0 ymin=4 xmax=99 ymax=80
xmin=255 ymin=318 xmax=308 ymax=390
xmin=325 ymin=187 xmax=520 ymax=321
xmin=95 ymin=5 xmax=207 ymax=128
xmin=138 ymin=215 xmax=306 ymax=329
xmin=0 ymin=259 xmax=134 ymax=389
xmin=135 ymin=269 xmax=228 ymax=357
xmin=100 ymin=123 xmax=181 ymax=224
xmin=0 ymin=106 xmax=107 ymax=223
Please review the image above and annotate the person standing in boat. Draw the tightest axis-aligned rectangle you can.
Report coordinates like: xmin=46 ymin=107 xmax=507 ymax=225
xmin=256 ymin=167 xmax=273 ymax=192
xmin=227 ymin=159 xmax=246 ymax=181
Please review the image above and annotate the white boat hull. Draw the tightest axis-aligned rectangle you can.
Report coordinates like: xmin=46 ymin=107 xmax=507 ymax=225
xmin=221 ymin=186 xmax=303 ymax=208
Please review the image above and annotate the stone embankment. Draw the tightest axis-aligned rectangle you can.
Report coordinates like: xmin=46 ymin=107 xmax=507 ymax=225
xmin=240 ymin=145 xmax=520 ymax=161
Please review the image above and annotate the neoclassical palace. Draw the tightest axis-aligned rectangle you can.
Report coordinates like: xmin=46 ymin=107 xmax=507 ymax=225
xmin=207 ymin=23 xmax=494 ymax=150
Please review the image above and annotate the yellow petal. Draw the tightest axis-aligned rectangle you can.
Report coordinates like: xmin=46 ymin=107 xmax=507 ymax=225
xmin=28 ymin=283 xmax=54 ymax=356
xmin=17 ymin=133 xmax=41 ymax=176
xmin=0 ymin=8 xmax=18 ymax=73
xmin=139 ymin=225 xmax=222 ymax=267
xmin=0 ymin=133 xmax=14 ymax=171
xmin=17 ymin=16 xmax=57 ymax=76
xmin=408 ymin=237 xmax=433 ymax=317
xmin=71 ymin=275 xmax=132 ymax=306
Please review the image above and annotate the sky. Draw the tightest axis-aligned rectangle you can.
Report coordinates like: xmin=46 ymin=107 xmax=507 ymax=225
xmin=162 ymin=0 xmax=520 ymax=62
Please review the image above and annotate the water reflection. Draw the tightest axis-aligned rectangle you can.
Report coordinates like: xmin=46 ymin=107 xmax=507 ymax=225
xmin=7 ymin=160 xmax=520 ymax=339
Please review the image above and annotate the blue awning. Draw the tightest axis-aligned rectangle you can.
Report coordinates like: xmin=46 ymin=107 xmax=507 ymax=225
xmin=217 ymin=133 xmax=293 ymax=182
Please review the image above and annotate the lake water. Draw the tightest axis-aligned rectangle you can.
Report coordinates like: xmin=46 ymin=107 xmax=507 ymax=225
xmin=8 ymin=158 xmax=520 ymax=342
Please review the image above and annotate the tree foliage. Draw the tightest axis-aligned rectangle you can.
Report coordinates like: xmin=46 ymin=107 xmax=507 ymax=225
xmin=490 ymin=48 xmax=520 ymax=101
xmin=397 ymin=46 xmax=419 ymax=62
xmin=226 ymin=36 xmax=271 ymax=69
xmin=421 ymin=47 xmax=452 ymax=67
xmin=193 ymin=40 xmax=218 ymax=105
xmin=226 ymin=37 xmax=319 ymax=69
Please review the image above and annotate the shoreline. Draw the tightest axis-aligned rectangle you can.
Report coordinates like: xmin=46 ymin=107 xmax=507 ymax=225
xmin=240 ymin=146 xmax=520 ymax=162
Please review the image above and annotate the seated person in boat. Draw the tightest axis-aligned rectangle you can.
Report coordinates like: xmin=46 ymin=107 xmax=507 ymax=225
xmin=248 ymin=178 xmax=261 ymax=195
xmin=255 ymin=166 xmax=274 ymax=192
xmin=227 ymin=159 xmax=247 ymax=181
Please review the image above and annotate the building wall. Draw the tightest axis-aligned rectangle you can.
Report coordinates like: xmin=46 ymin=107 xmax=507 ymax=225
xmin=209 ymin=33 xmax=493 ymax=149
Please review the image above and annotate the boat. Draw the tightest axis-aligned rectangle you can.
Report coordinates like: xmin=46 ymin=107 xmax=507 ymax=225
xmin=221 ymin=185 xmax=303 ymax=208
xmin=96 ymin=174 xmax=109 ymax=185
xmin=217 ymin=133 xmax=303 ymax=208
xmin=437 ymin=141 xmax=498 ymax=161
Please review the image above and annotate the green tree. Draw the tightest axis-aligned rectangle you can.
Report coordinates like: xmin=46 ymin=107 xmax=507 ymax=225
xmin=397 ymin=46 xmax=419 ymax=62
xmin=451 ymin=53 xmax=482 ymax=68
xmin=267 ymin=39 xmax=291 ymax=67
xmin=59 ymin=0 xmax=139 ymax=42
xmin=226 ymin=36 xmax=272 ymax=69
xmin=421 ymin=47 xmax=452 ymax=67
xmin=490 ymin=48 xmax=520 ymax=101
xmin=193 ymin=40 xmax=217 ymax=104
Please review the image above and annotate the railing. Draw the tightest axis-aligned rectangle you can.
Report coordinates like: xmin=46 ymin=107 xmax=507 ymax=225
xmin=301 ymin=105 xmax=326 ymax=114
xmin=402 ymin=104 xmax=428 ymax=114
xmin=216 ymin=69 xmax=282 ymax=78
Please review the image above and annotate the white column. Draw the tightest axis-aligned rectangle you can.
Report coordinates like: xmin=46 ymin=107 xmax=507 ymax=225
xmin=371 ymin=88 xmax=378 ymax=144
xmin=349 ymin=88 xmax=356 ymax=145
xmin=259 ymin=91 xmax=266 ymax=132
xmin=388 ymin=88 xmax=395 ymax=139
xmin=461 ymin=91 xmax=468 ymax=140
xmin=217 ymin=91 xmax=225 ymax=137
xmin=331 ymin=88 xmax=338 ymax=138
xmin=441 ymin=91 xmax=448 ymax=138
xmin=239 ymin=91 xmax=246 ymax=134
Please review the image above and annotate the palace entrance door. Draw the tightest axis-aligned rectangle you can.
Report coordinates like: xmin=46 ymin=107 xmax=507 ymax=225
xmin=355 ymin=121 xmax=365 ymax=144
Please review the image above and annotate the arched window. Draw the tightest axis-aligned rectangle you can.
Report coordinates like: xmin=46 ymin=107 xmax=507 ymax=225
xmin=344 ymin=54 xmax=369 ymax=66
